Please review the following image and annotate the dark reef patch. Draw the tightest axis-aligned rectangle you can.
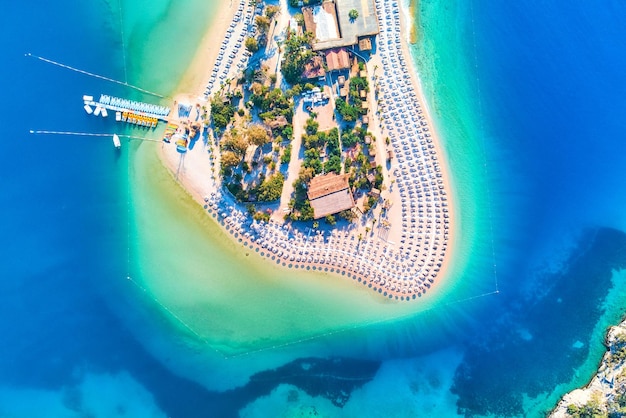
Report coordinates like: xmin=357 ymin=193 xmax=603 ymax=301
xmin=451 ymin=227 xmax=626 ymax=417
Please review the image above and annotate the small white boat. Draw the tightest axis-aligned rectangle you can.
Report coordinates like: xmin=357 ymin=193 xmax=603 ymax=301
xmin=94 ymin=106 xmax=102 ymax=116
xmin=83 ymin=95 xmax=94 ymax=102
xmin=84 ymin=104 xmax=93 ymax=114
xmin=115 ymin=111 xmax=121 ymax=121
xmin=113 ymin=134 xmax=121 ymax=149
xmin=101 ymin=107 xmax=108 ymax=118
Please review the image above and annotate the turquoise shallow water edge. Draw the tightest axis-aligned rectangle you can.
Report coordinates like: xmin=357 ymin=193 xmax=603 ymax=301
xmin=123 ymin=0 xmax=499 ymax=382
xmin=3 ymin=0 xmax=626 ymax=416
xmin=123 ymin=0 xmax=626 ymax=407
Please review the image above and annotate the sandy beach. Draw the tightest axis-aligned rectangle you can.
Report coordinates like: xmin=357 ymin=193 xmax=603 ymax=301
xmin=174 ymin=2 xmax=241 ymax=99
xmin=156 ymin=0 xmax=458 ymax=301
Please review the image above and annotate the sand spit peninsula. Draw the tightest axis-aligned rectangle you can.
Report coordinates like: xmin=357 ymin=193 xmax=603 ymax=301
xmin=160 ymin=0 xmax=455 ymax=302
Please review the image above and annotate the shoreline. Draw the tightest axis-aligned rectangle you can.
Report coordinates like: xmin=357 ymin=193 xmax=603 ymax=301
xmin=394 ymin=0 xmax=458 ymax=290
xmin=173 ymin=1 xmax=240 ymax=99
xmin=157 ymin=0 xmax=458 ymax=301
xmin=549 ymin=319 xmax=626 ymax=417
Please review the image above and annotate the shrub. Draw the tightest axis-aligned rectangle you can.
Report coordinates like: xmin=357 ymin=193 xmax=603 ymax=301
xmin=257 ymin=172 xmax=285 ymax=201
xmin=245 ymin=37 xmax=259 ymax=52
xmin=281 ymin=144 xmax=292 ymax=164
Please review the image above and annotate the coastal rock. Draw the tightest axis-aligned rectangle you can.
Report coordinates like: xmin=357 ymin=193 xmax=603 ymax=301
xmin=550 ymin=323 xmax=626 ymax=417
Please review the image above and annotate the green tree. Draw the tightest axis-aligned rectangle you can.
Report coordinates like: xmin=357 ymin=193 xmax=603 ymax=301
xmin=305 ymin=118 xmax=319 ymax=135
xmin=257 ymin=173 xmax=285 ymax=201
xmin=222 ymin=132 xmax=249 ymax=154
xmin=280 ymin=31 xmax=314 ymax=84
xmin=339 ymin=209 xmax=357 ymax=222
xmin=245 ymin=37 xmax=259 ymax=53
xmin=348 ymin=9 xmax=359 ymax=21
xmin=221 ymin=151 xmax=241 ymax=168
xmin=341 ymin=131 xmax=358 ymax=148
xmin=210 ymin=96 xmax=236 ymax=130
xmin=255 ymin=15 xmax=271 ymax=33
xmin=335 ymin=98 xmax=360 ymax=122
xmin=281 ymin=144 xmax=292 ymax=164
xmin=294 ymin=12 xmax=304 ymax=26
xmin=247 ymin=125 xmax=270 ymax=146
xmin=265 ymin=5 xmax=280 ymax=19
xmin=324 ymin=155 xmax=342 ymax=174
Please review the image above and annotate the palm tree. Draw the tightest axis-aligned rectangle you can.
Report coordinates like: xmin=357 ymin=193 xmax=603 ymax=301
xmin=349 ymin=9 xmax=359 ymax=21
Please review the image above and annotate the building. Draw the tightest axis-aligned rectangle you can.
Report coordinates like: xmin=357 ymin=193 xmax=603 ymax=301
xmin=307 ymin=173 xmax=355 ymax=219
xmin=302 ymin=55 xmax=327 ymax=79
xmin=303 ymin=0 xmax=379 ymax=51
xmin=324 ymin=48 xmax=351 ymax=71
xmin=358 ymin=37 xmax=373 ymax=52
xmin=266 ymin=115 xmax=289 ymax=129
xmin=302 ymin=2 xmax=341 ymax=47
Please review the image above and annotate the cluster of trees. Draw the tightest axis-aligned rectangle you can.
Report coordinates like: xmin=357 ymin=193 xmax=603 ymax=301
xmin=245 ymin=37 xmax=259 ymax=53
xmin=252 ymin=84 xmax=292 ymax=117
xmin=301 ymin=122 xmax=341 ymax=175
xmin=565 ymin=394 xmax=605 ymax=418
xmin=226 ymin=171 xmax=284 ymax=203
xmin=335 ymin=98 xmax=361 ymax=122
xmin=257 ymin=172 xmax=285 ymax=201
xmin=210 ymin=95 xmax=236 ymax=132
xmin=340 ymin=129 xmax=359 ymax=148
xmin=265 ymin=5 xmax=280 ymax=19
xmin=349 ymin=76 xmax=369 ymax=99
xmin=342 ymin=127 xmax=384 ymax=213
xmin=281 ymin=143 xmax=292 ymax=164
xmin=219 ymin=124 xmax=271 ymax=171
xmin=246 ymin=5 xmax=281 ymax=55
xmin=289 ymin=174 xmax=315 ymax=221
xmin=255 ymin=15 xmax=271 ymax=34
xmin=335 ymin=76 xmax=370 ymax=122
xmin=280 ymin=30 xmax=314 ymax=85
xmin=249 ymin=83 xmax=294 ymax=140
xmin=288 ymin=121 xmax=344 ymax=222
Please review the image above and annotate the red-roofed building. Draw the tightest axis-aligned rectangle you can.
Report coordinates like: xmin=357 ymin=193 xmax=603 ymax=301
xmin=324 ymin=48 xmax=350 ymax=72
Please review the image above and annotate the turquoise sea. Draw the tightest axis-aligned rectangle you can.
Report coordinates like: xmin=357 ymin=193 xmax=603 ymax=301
xmin=2 ymin=0 xmax=626 ymax=416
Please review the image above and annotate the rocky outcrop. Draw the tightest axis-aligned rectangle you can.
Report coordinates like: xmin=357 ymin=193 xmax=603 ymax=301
xmin=550 ymin=321 xmax=626 ymax=417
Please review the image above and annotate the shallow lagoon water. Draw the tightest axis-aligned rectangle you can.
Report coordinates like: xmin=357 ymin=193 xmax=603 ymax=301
xmin=2 ymin=0 xmax=626 ymax=416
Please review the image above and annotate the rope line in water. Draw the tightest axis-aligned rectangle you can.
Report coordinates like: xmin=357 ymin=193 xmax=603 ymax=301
xmin=110 ymin=0 xmax=505 ymax=357
xmin=469 ymin=0 xmax=500 ymax=294
xmin=123 ymin=270 xmax=501 ymax=360
xmin=117 ymin=0 xmax=128 ymax=84
xmin=125 ymin=276 xmax=205 ymax=340
xmin=54 ymin=0 xmax=502 ymax=360
xmin=25 ymin=52 xmax=164 ymax=98
xmin=29 ymin=130 xmax=161 ymax=142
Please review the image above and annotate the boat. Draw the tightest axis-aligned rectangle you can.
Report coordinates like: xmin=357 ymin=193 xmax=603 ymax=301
xmin=83 ymin=95 xmax=94 ymax=102
xmin=93 ymin=106 xmax=101 ymax=116
xmin=115 ymin=111 xmax=121 ymax=121
xmin=84 ymin=104 xmax=93 ymax=114
xmin=101 ymin=107 xmax=108 ymax=118
xmin=112 ymin=134 xmax=121 ymax=149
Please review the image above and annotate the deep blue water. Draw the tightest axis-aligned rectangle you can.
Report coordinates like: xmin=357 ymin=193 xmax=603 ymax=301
xmin=2 ymin=0 xmax=626 ymax=416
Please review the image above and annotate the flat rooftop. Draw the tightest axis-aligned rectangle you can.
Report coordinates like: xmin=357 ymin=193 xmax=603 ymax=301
xmin=336 ymin=0 xmax=379 ymax=44
xmin=310 ymin=189 xmax=355 ymax=219
xmin=307 ymin=173 xmax=355 ymax=219
xmin=303 ymin=2 xmax=340 ymax=43
xmin=307 ymin=0 xmax=380 ymax=51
